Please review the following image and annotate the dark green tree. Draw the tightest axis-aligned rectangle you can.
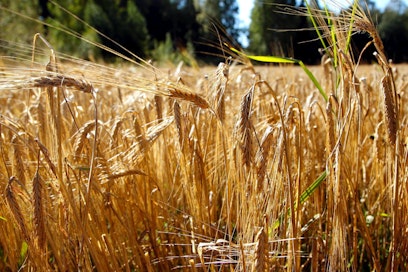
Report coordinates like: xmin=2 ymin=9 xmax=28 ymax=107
xmin=110 ymin=0 xmax=149 ymax=58
xmin=134 ymin=0 xmax=201 ymax=63
xmin=45 ymin=0 xmax=149 ymax=60
xmin=135 ymin=0 xmax=174 ymax=44
xmin=170 ymin=0 xmax=200 ymax=49
xmin=46 ymin=0 xmax=90 ymax=56
xmin=384 ymin=0 xmax=407 ymax=13
xmin=291 ymin=2 xmax=321 ymax=64
xmin=0 ymin=0 xmax=43 ymax=53
xmin=195 ymin=0 xmax=240 ymax=62
xmin=248 ymin=0 xmax=301 ymax=56
xmin=248 ymin=0 xmax=269 ymax=55
xmin=219 ymin=0 xmax=240 ymax=42
xmin=197 ymin=0 xmax=240 ymax=41
xmin=378 ymin=6 xmax=408 ymax=62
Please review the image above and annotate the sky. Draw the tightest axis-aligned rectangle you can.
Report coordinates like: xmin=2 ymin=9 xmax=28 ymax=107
xmin=236 ymin=0 xmax=407 ymax=45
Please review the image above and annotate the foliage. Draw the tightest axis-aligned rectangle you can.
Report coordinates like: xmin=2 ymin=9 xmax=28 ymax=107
xmin=45 ymin=0 xmax=149 ymax=60
xmin=2 ymin=0 xmax=408 ymax=64
xmin=248 ymin=0 xmax=299 ymax=56
xmin=198 ymin=0 xmax=240 ymax=41
xmin=150 ymin=32 xmax=197 ymax=66
xmin=45 ymin=0 xmax=90 ymax=57
xmin=378 ymin=7 xmax=408 ymax=62
xmin=229 ymin=45 xmax=328 ymax=101
xmin=0 ymin=0 xmax=43 ymax=52
xmin=195 ymin=0 xmax=241 ymax=62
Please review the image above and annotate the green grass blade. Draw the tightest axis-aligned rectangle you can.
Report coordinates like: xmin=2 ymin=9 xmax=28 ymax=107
xmin=272 ymin=171 xmax=327 ymax=230
xmin=345 ymin=0 xmax=359 ymax=52
xmin=330 ymin=21 xmax=338 ymax=67
xmin=229 ymin=46 xmax=328 ymax=102
xmin=325 ymin=1 xmax=339 ymax=67
xmin=300 ymin=170 xmax=327 ymax=204
xmin=241 ymin=55 xmax=296 ymax=64
xmin=18 ymin=241 xmax=28 ymax=268
xmin=297 ymin=61 xmax=328 ymax=101
xmin=305 ymin=0 xmax=327 ymax=49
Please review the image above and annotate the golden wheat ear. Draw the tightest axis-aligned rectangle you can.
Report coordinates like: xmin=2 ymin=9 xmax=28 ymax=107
xmin=33 ymin=169 xmax=46 ymax=250
xmin=6 ymin=177 xmax=31 ymax=243
xmin=252 ymin=227 xmax=267 ymax=271
xmin=168 ymin=86 xmax=211 ymax=110
xmin=380 ymin=74 xmax=397 ymax=145
xmin=237 ymin=84 xmax=255 ymax=168
xmin=31 ymin=75 xmax=94 ymax=93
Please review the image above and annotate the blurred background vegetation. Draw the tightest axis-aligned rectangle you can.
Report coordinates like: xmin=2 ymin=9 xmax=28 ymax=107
xmin=0 ymin=0 xmax=407 ymax=64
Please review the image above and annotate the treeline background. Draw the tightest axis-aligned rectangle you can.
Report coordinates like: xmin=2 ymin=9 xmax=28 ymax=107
xmin=1 ymin=0 xmax=408 ymax=64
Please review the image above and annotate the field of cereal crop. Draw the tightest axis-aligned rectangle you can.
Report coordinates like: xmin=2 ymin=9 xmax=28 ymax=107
xmin=1 ymin=3 xmax=408 ymax=271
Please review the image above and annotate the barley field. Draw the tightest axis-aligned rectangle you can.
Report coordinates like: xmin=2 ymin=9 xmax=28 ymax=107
xmin=1 ymin=3 xmax=408 ymax=272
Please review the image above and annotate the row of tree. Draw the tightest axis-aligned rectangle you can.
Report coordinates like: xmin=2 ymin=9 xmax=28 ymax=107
xmin=0 ymin=0 xmax=407 ymax=64
xmin=250 ymin=0 xmax=408 ymax=63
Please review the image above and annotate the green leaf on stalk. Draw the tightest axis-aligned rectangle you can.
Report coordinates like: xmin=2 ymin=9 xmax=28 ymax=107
xmin=272 ymin=171 xmax=327 ymax=230
xmin=229 ymin=46 xmax=328 ymax=102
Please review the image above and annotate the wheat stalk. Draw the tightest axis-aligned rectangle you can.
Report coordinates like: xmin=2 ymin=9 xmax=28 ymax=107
xmin=173 ymin=100 xmax=184 ymax=147
xmin=252 ymin=227 xmax=267 ymax=272
xmin=106 ymin=169 xmax=147 ymax=181
xmin=125 ymin=117 xmax=173 ymax=164
xmin=95 ymin=148 xmax=112 ymax=185
xmin=213 ymin=62 xmax=229 ymax=122
xmin=11 ymin=135 xmax=26 ymax=185
xmin=154 ymin=95 xmax=163 ymax=122
xmin=238 ymin=84 xmax=255 ymax=168
xmin=326 ymin=96 xmax=336 ymax=155
xmin=353 ymin=11 xmax=398 ymax=147
xmin=168 ymin=87 xmax=210 ymax=110
xmin=36 ymin=102 xmax=48 ymax=142
xmin=133 ymin=116 xmax=147 ymax=149
xmin=380 ymin=75 xmax=397 ymax=145
xmin=33 ymin=169 xmax=46 ymax=250
xmin=101 ymin=234 xmax=121 ymax=271
xmin=31 ymin=74 xmax=93 ymax=93
xmin=73 ymin=120 xmax=100 ymax=158
xmin=6 ymin=177 xmax=30 ymax=242
xmin=110 ymin=118 xmax=123 ymax=149
xmin=35 ymin=138 xmax=57 ymax=177
xmin=353 ymin=18 xmax=386 ymax=62
xmin=256 ymin=126 xmax=274 ymax=191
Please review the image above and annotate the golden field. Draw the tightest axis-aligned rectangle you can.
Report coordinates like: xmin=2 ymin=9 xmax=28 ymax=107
xmin=1 ymin=4 xmax=408 ymax=272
